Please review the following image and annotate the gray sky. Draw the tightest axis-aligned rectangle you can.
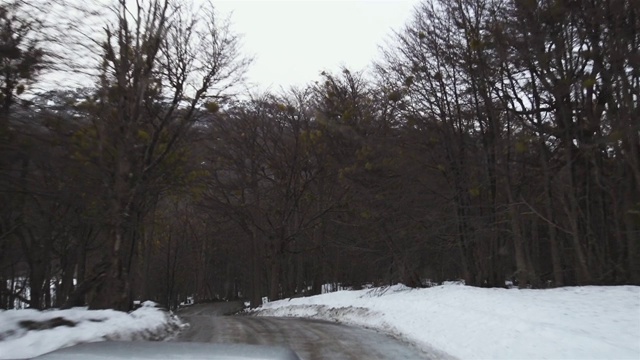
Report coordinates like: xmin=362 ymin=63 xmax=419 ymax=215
xmin=32 ymin=0 xmax=418 ymax=94
xmin=212 ymin=0 xmax=418 ymax=91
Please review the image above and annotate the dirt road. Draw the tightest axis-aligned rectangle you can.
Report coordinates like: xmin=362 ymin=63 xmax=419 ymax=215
xmin=175 ymin=303 xmax=442 ymax=360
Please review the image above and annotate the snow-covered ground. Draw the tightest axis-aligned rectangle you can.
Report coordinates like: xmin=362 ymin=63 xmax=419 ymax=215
xmin=0 ymin=302 xmax=183 ymax=359
xmin=251 ymin=284 xmax=640 ymax=360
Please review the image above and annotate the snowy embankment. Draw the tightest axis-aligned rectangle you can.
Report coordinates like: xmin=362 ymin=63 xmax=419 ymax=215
xmin=251 ymin=284 xmax=640 ymax=360
xmin=0 ymin=301 xmax=183 ymax=359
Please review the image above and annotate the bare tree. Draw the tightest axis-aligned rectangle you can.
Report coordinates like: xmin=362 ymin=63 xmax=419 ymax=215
xmin=69 ymin=0 xmax=250 ymax=310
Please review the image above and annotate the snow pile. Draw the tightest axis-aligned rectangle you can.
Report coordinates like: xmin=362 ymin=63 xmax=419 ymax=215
xmin=251 ymin=284 xmax=640 ymax=360
xmin=0 ymin=301 xmax=183 ymax=359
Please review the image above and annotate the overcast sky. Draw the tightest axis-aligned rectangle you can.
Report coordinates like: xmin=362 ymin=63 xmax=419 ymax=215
xmin=211 ymin=0 xmax=419 ymax=91
xmin=32 ymin=0 xmax=419 ymax=93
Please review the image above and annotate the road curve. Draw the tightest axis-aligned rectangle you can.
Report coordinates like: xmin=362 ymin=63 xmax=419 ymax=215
xmin=174 ymin=303 xmax=443 ymax=360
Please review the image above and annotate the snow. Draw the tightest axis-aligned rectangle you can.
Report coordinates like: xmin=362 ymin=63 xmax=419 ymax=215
xmin=0 ymin=302 xmax=183 ymax=359
xmin=251 ymin=284 xmax=640 ymax=360
xmin=2 ymin=285 xmax=638 ymax=359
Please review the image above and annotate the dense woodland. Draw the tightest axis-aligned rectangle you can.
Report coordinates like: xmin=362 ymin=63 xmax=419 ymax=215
xmin=0 ymin=0 xmax=638 ymax=311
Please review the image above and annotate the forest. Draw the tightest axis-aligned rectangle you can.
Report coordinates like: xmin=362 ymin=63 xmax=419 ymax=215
xmin=0 ymin=0 xmax=638 ymax=311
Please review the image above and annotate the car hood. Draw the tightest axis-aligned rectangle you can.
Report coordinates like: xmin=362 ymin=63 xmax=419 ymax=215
xmin=31 ymin=341 xmax=300 ymax=360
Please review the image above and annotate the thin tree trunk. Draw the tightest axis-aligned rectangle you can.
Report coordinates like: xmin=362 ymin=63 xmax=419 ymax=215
xmin=540 ymin=143 xmax=564 ymax=286
xmin=505 ymin=192 xmax=529 ymax=288
xmin=564 ymin=150 xmax=592 ymax=285
xmin=250 ymin=226 xmax=262 ymax=308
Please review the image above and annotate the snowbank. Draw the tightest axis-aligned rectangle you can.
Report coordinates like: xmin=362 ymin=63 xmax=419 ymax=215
xmin=0 ymin=302 xmax=183 ymax=359
xmin=251 ymin=284 xmax=640 ymax=360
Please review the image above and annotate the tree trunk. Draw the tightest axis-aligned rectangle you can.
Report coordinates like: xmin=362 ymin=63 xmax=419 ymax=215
xmin=564 ymin=169 xmax=591 ymax=284
xmin=89 ymin=258 xmax=130 ymax=311
xmin=250 ymin=226 xmax=262 ymax=308
xmin=507 ymin=200 xmax=530 ymax=288
xmin=539 ymin=143 xmax=564 ymax=286
xmin=88 ymin=226 xmax=131 ymax=311
xmin=29 ymin=265 xmax=44 ymax=309
xmin=454 ymin=201 xmax=473 ymax=285
xmin=625 ymin=201 xmax=640 ymax=284
xmin=269 ymin=257 xmax=281 ymax=301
